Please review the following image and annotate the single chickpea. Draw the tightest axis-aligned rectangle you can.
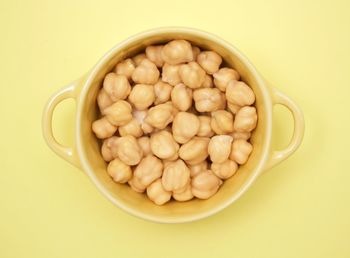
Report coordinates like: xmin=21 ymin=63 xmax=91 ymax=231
xmin=104 ymin=100 xmax=133 ymax=126
xmin=197 ymin=116 xmax=214 ymax=137
xmin=227 ymin=102 xmax=241 ymax=114
xmin=115 ymin=135 xmax=143 ymax=165
xmin=172 ymin=182 xmax=193 ymax=201
xmin=114 ymin=58 xmax=135 ymax=80
xmin=118 ymin=118 xmax=143 ymax=137
xmin=133 ymin=109 xmax=154 ymax=134
xmin=128 ymin=176 xmax=147 ymax=193
xmin=132 ymin=53 xmax=147 ymax=66
xmin=179 ymin=137 xmax=210 ymax=165
xmin=134 ymin=155 xmax=163 ymax=186
xmin=145 ymin=102 xmax=175 ymax=129
xmin=211 ymin=110 xmax=234 ymax=135
xmin=161 ymin=63 xmax=181 ymax=86
xmin=171 ymin=83 xmax=192 ymax=111
xmin=147 ymin=179 xmax=172 ymax=205
xmin=231 ymin=131 xmax=251 ymax=141
xmin=197 ymin=51 xmax=222 ymax=74
xmin=179 ymin=62 xmax=206 ymax=89
xmin=189 ymin=161 xmax=208 ymax=177
xmin=154 ymin=81 xmax=172 ymax=104
xmin=137 ymin=136 xmax=152 ymax=157
xmin=172 ymin=112 xmax=200 ymax=144
xmin=132 ymin=59 xmax=160 ymax=85
xmin=162 ymin=159 xmax=190 ymax=192
xmin=192 ymin=46 xmax=201 ymax=60
xmin=161 ymin=39 xmax=193 ymax=65
xmin=107 ymin=158 xmax=132 ymax=183
xmin=192 ymin=170 xmax=222 ymax=199
xmin=211 ymin=159 xmax=238 ymax=179
xmin=230 ymin=139 xmax=253 ymax=165
xmin=97 ymin=89 xmax=113 ymax=114
xmin=213 ymin=67 xmax=240 ymax=92
xmin=145 ymin=45 xmax=164 ymax=67
xmin=193 ymin=88 xmax=222 ymax=112
xmin=201 ymin=75 xmax=214 ymax=88
xmin=103 ymin=73 xmax=131 ymax=102
xmin=150 ymin=130 xmax=179 ymax=159
xmin=101 ymin=136 xmax=119 ymax=162
xmin=233 ymin=106 xmax=258 ymax=132
xmin=92 ymin=117 xmax=117 ymax=139
xmin=226 ymin=80 xmax=255 ymax=106
xmin=208 ymin=135 xmax=233 ymax=163
xmin=128 ymin=84 xmax=155 ymax=110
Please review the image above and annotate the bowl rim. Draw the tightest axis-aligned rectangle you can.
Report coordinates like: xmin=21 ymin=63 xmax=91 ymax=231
xmin=76 ymin=26 xmax=272 ymax=223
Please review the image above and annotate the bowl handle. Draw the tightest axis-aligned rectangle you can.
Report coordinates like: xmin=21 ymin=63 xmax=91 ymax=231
xmin=42 ymin=80 xmax=82 ymax=169
xmin=264 ymin=86 xmax=305 ymax=171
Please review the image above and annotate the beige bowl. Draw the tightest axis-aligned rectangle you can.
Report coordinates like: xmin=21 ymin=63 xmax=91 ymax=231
xmin=42 ymin=27 xmax=304 ymax=223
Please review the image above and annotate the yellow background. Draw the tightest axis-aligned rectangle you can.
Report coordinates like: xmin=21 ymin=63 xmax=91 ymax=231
xmin=1 ymin=0 xmax=349 ymax=257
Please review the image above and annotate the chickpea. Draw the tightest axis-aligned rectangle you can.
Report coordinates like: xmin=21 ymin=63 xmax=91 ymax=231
xmin=161 ymin=63 xmax=181 ymax=86
xmin=104 ymin=100 xmax=133 ymax=126
xmin=211 ymin=110 xmax=234 ymax=135
xmin=115 ymin=135 xmax=143 ymax=165
xmin=173 ymin=182 xmax=193 ymax=201
xmin=197 ymin=116 xmax=214 ymax=137
xmin=233 ymin=106 xmax=258 ymax=132
xmin=154 ymin=81 xmax=172 ymax=104
xmin=103 ymin=73 xmax=131 ymax=102
xmin=179 ymin=62 xmax=206 ymax=89
xmin=227 ymin=102 xmax=240 ymax=114
xmin=132 ymin=53 xmax=147 ymax=66
xmin=101 ymin=136 xmax=119 ymax=162
xmin=226 ymin=80 xmax=255 ymax=106
xmin=202 ymin=75 xmax=213 ymax=88
xmin=147 ymin=179 xmax=172 ymax=205
xmin=92 ymin=117 xmax=117 ymax=139
xmin=230 ymin=139 xmax=253 ymax=165
xmin=97 ymin=89 xmax=113 ymax=114
xmin=192 ymin=170 xmax=222 ymax=199
xmin=193 ymin=88 xmax=222 ymax=112
xmin=171 ymin=83 xmax=192 ymax=111
xmin=211 ymin=159 xmax=238 ymax=179
xmin=128 ymin=84 xmax=155 ymax=110
xmin=197 ymin=51 xmax=222 ymax=74
xmin=145 ymin=102 xmax=175 ymax=129
xmin=189 ymin=161 xmax=208 ymax=177
xmin=134 ymin=155 xmax=163 ymax=186
xmin=231 ymin=131 xmax=251 ymax=141
xmin=145 ymin=45 xmax=164 ymax=67
xmin=128 ymin=176 xmax=147 ymax=193
xmin=208 ymin=135 xmax=233 ymax=163
xmin=114 ymin=58 xmax=135 ymax=80
xmin=161 ymin=39 xmax=193 ymax=65
xmin=162 ymin=159 xmax=190 ymax=192
xmin=118 ymin=118 xmax=143 ymax=137
xmin=150 ymin=130 xmax=179 ymax=159
xmin=213 ymin=67 xmax=240 ymax=92
xmin=137 ymin=136 xmax=152 ymax=156
xmin=192 ymin=46 xmax=201 ymax=60
xmin=172 ymin=112 xmax=200 ymax=144
xmin=132 ymin=59 xmax=160 ymax=85
xmin=179 ymin=137 xmax=210 ymax=165
xmin=107 ymin=158 xmax=132 ymax=183
xmin=133 ymin=109 xmax=154 ymax=134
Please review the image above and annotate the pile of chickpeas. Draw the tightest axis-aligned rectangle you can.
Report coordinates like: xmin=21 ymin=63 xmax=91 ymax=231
xmin=92 ymin=39 xmax=257 ymax=205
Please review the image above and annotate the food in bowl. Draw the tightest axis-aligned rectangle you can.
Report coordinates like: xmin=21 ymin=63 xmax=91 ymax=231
xmin=91 ymin=39 xmax=257 ymax=205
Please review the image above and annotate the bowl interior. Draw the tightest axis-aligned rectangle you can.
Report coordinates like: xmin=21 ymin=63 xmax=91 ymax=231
xmin=77 ymin=28 xmax=271 ymax=223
